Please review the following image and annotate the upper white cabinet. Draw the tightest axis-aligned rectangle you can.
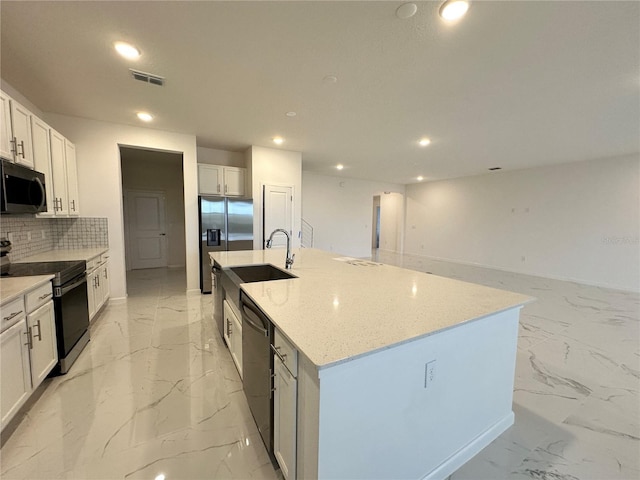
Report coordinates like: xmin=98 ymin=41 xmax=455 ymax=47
xmin=198 ymin=164 xmax=246 ymax=197
xmin=65 ymin=140 xmax=79 ymax=215
xmin=31 ymin=116 xmax=56 ymax=216
xmin=0 ymin=90 xmax=34 ymax=167
xmin=49 ymin=129 xmax=69 ymax=216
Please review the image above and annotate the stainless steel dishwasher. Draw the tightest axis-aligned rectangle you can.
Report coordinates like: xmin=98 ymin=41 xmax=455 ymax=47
xmin=240 ymin=290 xmax=274 ymax=455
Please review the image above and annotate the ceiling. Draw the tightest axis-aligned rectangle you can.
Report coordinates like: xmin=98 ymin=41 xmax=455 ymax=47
xmin=1 ymin=1 xmax=638 ymax=185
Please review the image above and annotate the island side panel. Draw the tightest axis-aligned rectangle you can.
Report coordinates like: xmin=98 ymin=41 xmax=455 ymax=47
xmin=297 ymin=354 xmax=321 ymax=479
xmin=315 ymin=308 xmax=521 ymax=480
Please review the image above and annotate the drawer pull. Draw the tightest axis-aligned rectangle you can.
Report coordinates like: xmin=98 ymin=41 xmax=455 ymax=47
xmin=24 ymin=329 xmax=33 ymax=349
xmin=270 ymin=344 xmax=287 ymax=363
xmin=3 ymin=311 xmax=23 ymax=322
xmin=33 ymin=320 xmax=42 ymax=341
xmin=38 ymin=293 xmax=52 ymax=300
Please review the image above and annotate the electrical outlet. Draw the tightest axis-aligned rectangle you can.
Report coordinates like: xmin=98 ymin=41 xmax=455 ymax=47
xmin=27 ymin=231 xmax=32 ymax=241
xmin=41 ymin=230 xmax=46 ymax=240
xmin=424 ymin=360 xmax=436 ymax=388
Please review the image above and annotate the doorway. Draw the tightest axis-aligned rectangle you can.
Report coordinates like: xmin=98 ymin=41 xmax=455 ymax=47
xmin=263 ymin=184 xmax=293 ymax=249
xmin=372 ymin=195 xmax=381 ymax=250
xmin=120 ymin=147 xmax=185 ymax=275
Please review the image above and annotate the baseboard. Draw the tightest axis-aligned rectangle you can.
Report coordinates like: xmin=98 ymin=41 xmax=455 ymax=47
xmin=186 ymin=288 xmax=201 ymax=296
xmin=422 ymin=412 xmax=514 ymax=480
xmin=403 ymin=251 xmax=637 ymax=293
xmin=167 ymin=264 xmax=186 ymax=269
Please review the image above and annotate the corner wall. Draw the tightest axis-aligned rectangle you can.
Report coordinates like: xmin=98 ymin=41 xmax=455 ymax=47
xmin=404 ymin=155 xmax=640 ymax=291
xmin=45 ymin=113 xmax=199 ymax=299
xmin=301 ymin=172 xmax=405 ymax=257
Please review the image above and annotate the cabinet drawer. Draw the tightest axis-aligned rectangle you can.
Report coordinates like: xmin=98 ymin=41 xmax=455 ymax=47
xmin=1 ymin=297 xmax=26 ymax=333
xmin=273 ymin=330 xmax=297 ymax=377
xmin=25 ymin=282 xmax=53 ymax=313
xmin=86 ymin=256 xmax=99 ymax=272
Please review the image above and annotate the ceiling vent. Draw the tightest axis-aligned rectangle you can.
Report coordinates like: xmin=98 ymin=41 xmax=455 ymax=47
xmin=129 ymin=69 xmax=165 ymax=86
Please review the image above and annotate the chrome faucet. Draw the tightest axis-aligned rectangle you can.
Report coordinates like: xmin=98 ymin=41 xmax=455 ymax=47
xmin=266 ymin=228 xmax=295 ymax=269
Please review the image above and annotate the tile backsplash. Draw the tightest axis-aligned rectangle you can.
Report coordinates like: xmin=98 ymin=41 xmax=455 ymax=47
xmin=0 ymin=216 xmax=108 ymax=261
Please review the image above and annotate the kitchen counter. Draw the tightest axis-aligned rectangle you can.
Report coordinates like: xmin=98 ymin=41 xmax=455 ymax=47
xmin=15 ymin=248 xmax=108 ymax=264
xmin=211 ymin=248 xmax=534 ymax=479
xmin=0 ymin=275 xmax=54 ymax=304
xmin=211 ymin=248 xmax=532 ymax=369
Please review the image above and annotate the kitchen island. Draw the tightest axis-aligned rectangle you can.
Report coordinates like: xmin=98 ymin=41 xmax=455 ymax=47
xmin=211 ymin=248 xmax=533 ymax=480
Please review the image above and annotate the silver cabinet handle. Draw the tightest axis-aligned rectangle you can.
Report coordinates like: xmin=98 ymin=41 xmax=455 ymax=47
xmin=226 ymin=319 xmax=232 ymax=336
xmin=70 ymin=199 xmax=76 ymax=211
xmin=18 ymin=140 xmax=25 ymax=158
xmin=10 ymin=138 xmax=17 ymax=155
xmin=38 ymin=293 xmax=52 ymax=300
xmin=3 ymin=311 xmax=23 ymax=322
xmin=24 ymin=328 xmax=33 ymax=349
xmin=225 ymin=184 xmax=228 ymax=193
xmin=33 ymin=320 xmax=42 ymax=341
xmin=217 ymin=184 xmax=221 ymax=193
xmin=270 ymin=344 xmax=287 ymax=363
xmin=104 ymin=269 xmax=108 ymax=279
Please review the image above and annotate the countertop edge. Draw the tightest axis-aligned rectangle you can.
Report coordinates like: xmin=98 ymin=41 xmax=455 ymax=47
xmin=1 ymin=275 xmax=55 ymax=305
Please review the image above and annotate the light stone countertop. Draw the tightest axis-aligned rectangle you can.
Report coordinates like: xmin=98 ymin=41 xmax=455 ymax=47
xmin=14 ymin=248 xmax=109 ymax=264
xmin=211 ymin=248 xmax=534 ymax=369
xmin=1 ymin=275 xmax=54 ymax=305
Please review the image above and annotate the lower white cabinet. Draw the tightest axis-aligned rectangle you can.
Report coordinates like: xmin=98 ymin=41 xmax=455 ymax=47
xmin=87 ymin=253 xmax=110 ymax=321
xmin=0 ymin=320 xmax=32 ymax=428
xmin=0 ymin=281 xmax=57 ymax=432
xmin=223 ymin=299 xmax=243 ymax=378
xmin=26 ymin=301 xmax=57 ymax=388
xmin=273 ymin=330 xmax=298 ymax=480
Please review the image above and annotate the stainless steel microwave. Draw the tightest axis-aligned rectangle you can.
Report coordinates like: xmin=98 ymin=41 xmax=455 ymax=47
xmin=0 ymin=159 xmax=47 ymax=214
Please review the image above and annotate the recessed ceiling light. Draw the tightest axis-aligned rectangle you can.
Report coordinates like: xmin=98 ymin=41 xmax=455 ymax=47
xmin=439 ymin=0 xmax=470 ymax=21
xmin=114 ymin=42 xmax=141 ymax=60
xmin=136 ymin=112 xmax=153 ymax=122
xmin=336 ymin=164 xmax=344 ymax=170
xmin=419 ymin=138 xmax=431 ymax=146
xmin=273 ymin=137 xmax=284 ymax=145
xmin=396 ymin=3 xmax=418 ymax=19
xmin=417 ymin=176 xmax=424 ymax=181
xmin=323 ymin=75 xmax=338 ymax=84
xmin=286 ymin=111 xmax=297 ymax=117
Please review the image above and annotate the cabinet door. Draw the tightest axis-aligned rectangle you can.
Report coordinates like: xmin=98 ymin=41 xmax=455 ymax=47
xmin=1 ymin=320 xmax=32 ymax=429
xmin=10 ymin=101 xmax=34 ymax=168
xmin=27 ymin=301 xmax=57 ymax=389
xmin=230 ymin=307 xmax=243 ymax=378
xmin=198 ymin=164 xmax=222 ymax=195
xmin=222 ymin=299 xmax=232 ymax=346
xmin=49 ymin=130 xmax=69 ymax=215
xmin=0 ymin=91 xmax=14 ymax=160
xmin=101 ymin=262 xmax=110 ymax=303
xmin=87 ymin=271 xmax=97 ymax=320
xmin=65 ymin=140 xmax=79 ymax=215
xmin=31 ymin=116 xmax=55 ymax=216
xmin=223 ymin=167 xmax=245 ymax=196
xmin=274 ymin=357 xmax=297 ymax=480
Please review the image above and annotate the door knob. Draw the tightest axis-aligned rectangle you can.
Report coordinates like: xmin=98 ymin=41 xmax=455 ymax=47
xmin=159 ymin=233 xmax=166 ymax=236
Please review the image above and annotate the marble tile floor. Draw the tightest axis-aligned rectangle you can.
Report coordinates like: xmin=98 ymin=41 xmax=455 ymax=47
xmin=1 ymin=255 xmax=638 ymax=479
xmin=373 ymin=251 xmax=640 ymax=480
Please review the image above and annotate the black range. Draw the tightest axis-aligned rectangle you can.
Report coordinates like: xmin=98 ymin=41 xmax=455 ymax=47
xmin=4 ymin=260 xmax=90 ymax=374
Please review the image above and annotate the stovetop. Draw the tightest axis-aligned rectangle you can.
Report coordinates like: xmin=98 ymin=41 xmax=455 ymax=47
xmin=2 ymin=260 xmax=86 ymax=286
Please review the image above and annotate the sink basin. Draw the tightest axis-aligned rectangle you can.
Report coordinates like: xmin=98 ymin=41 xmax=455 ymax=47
xmin=228 ymin=264 xmax=296 ymax=283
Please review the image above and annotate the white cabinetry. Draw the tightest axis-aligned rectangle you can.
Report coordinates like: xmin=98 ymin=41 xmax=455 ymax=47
xmin=31 ymin=116 xmax=56 ymax=216
xmin=273 ymin=330 xmax=297 ymax=480
xmin=87 ymin=253 xmax=110 ymax=321
xmin=198 ymin=164 xmax=246 ymax=196
xmin=223 ymin=299 xmax=243 ymax=378
xmin=0 ymin=91 xmax=34 ymax=167
xmin=48 ymin=129 xmax=80 ymax=216
xmin=1 ymin=281 xmax=57 ymax=432
xmin=65 ymin=140 xmax=79 ymax=215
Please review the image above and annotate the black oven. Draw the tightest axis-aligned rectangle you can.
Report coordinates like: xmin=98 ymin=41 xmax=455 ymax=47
xmin=3 ymin=260 xmax=90 ymax=374
xmin=0 ymin=159 xmax=47 ymax=214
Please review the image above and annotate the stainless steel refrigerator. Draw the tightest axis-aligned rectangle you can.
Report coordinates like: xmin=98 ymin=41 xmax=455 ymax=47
xmin=199 ymin=196 xmax=253 ymax=293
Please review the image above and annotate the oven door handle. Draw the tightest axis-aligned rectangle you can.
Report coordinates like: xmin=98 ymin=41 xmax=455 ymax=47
xmin=57 ymin=272 xmax=87 ymax=296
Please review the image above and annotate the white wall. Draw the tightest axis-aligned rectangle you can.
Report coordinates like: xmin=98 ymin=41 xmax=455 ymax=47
xmin=302 ymin=172 xmax=405 ymax=257
xmin=379 ymin=192 xmax=405 ymax=253
xmin=248 ymin=146 xmax=302 ymax=250
xmin=404 ymin=155 xmax=640 ymax=291
xmin=197 ymin=146 xmax=245 ymax=167
xmin=45 ymin=113 xmax=199 ymax=299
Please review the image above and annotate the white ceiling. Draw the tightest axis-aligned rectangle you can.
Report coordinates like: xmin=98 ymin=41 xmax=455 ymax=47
xmin=1 ymin=1 xmax=638 ymax=184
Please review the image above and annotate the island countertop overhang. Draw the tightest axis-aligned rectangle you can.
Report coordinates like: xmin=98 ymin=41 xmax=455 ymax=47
xmin=210 ymin=248 xmax=534 ymax=369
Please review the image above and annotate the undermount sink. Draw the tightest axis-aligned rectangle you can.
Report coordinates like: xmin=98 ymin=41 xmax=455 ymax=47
xmin=228 ymin=264 xmax=297 ymax=284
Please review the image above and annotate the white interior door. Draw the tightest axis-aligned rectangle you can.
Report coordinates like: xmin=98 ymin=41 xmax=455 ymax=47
xmin=264 ymin=185 xmax=293 ymax=249
xmin=126 ymin=190 xmax=168 ymax=269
